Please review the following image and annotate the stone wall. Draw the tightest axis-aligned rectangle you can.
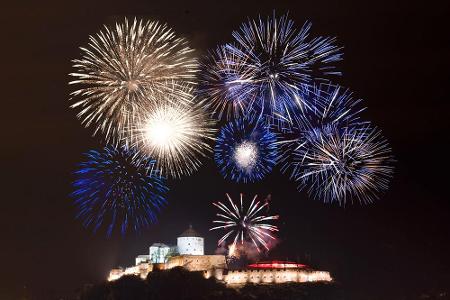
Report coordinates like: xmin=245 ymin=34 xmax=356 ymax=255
xmin=223 ymin=269 xmax=332 ymax=286
xmin=167 ymin=255 xmax=226 ymax=271
xmin=108 ymin=255 xmax=331 ymax=287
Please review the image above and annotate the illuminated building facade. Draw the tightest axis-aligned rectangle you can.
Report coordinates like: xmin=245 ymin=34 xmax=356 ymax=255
xmin=149 ymin=243 xmax=171 ymax=263
xmin=176 ymin=225 xmax=204 ymax=255
xmin=108 ymin=227 xmax=332 ymax=286
xmin=209 ymin=261 xmax=332 ymax=286
xmin=135 ymin=255 xmax=149 ymax=265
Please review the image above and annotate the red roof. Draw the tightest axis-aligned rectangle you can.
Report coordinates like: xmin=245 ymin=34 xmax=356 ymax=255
xmin=247 ymin=261 xmax=307 ymax=269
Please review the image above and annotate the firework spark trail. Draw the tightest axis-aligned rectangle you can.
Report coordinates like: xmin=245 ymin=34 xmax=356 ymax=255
xmin=276 ymin=83 xmax=367 ymax=172
xmin=128 ymin=86 xmax=216 ymax=178
xmin=199 ymin=45 xmax=257 ymax=120
xmin=71 ymin=146 xmax=168 ymax=236
xmin=210 ymin=194 xmax=279 ymax=252
xmin=70 ymin=18 xmax=197 ymax=143
xmin=214 ymin=116 xmax=278 ymax=183
xmin=298 ymin=84 xmax=366 ymax=130
xmin=275 ymin=83 xmax=366 ymax=135
xmin=290 ymin=125 xmax=394 ymax=205
xmin=200 ymin=13 xmax=342 ymax=122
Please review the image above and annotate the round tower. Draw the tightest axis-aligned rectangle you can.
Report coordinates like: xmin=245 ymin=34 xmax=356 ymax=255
xmin=177 ymin=225 xmax=204 ymax=255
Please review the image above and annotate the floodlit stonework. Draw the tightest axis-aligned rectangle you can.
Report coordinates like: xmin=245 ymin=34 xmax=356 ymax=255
xmin=108 ymin=226 xmax=332 ymax=286
xmin=215 ymin=268 xmax=332 ymax=286
xmin=167 ymin=254 xmax=226 ymax=271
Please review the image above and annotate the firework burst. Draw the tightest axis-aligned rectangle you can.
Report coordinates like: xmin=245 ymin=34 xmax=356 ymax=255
xmin=72 ymin=146 xmax=168 ymax=236
xmin=210 ymin=193 xmax=279 ymax=252
xmin=199 ymin=45 xmax=258 ymax=120
xmin=277 ymin=84 xmax=366 ymax=168
xmin=214 ymin=116 xmax=278 ymax=183
xmin=199 ymin=13 xmax=342 ymax=121
xmin=290 ymin=125 xmax=394 ymax=205
xmin=128 ymin=89 xmax=216 ymax=178
xmin=70 ymin=18 xmax=197 ymax=143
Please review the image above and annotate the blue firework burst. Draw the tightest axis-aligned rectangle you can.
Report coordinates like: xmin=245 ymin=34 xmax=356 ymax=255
xmin=199 ymin=13 xmax=342 ymax=122
xmin=290 ymin=125 xmax=394 ymax=205
xmin=199 ymin=45 xmax=258 ymax=120
xmin=295 ymin=84 xmax=366 ymax=130
xmin=277 ymin=84 xmax=366 ymax=170
xmin=72 ymin=146 xmax=168 ymax=236
xmin=215 ymin=116 xmax=278 ymax=183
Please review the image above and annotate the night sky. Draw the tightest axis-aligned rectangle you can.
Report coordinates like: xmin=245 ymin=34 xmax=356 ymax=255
xmin=2 ymin=0 xmax=449 ymax=299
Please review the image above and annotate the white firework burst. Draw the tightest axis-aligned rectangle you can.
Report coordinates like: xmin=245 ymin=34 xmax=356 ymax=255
xmin=129 ymin=90 xmax=216 ymax=178
xmin=70 ymin=18 xmax=197 ymax=143
xmin=210 ymin=193 xmax=279 ymax=252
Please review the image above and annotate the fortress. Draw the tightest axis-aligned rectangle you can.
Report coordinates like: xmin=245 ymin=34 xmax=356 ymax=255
xmin=108 ymin=226 xmax=332 ymax=286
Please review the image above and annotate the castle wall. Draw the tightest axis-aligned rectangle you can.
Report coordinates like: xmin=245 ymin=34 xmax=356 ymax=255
xmin=108 ymin=260 xmax=331 ymax=286
xmin=108 ymin=263 xmax=153 ymax=281
xmin=223 ymin=269 xmax=332 ymax=286
xmin=204 ymin=268 xmax=225 ymax=281
xmin=137 ymin=263 xmax=153 ymax=278
xmin=167 ymin=255 xmax=226 ymax=271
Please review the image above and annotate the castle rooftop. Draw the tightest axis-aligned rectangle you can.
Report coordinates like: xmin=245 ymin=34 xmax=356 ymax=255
xmin=179 ymin=225 xmax=201 ymax=237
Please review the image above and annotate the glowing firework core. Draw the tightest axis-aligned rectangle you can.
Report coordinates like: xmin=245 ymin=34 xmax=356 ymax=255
xmin=143 ymin=107 xmax=187 ymax=153
xmin=132 ymin=97 xmax=215 ymax=178
xmin=234 ymin=141 xmax=258 ymax=170
xmin=125 ymin=80 xmax=140 ymax=91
